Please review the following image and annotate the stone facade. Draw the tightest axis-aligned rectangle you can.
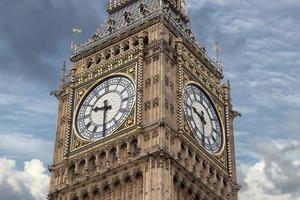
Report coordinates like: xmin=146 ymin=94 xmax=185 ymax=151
xmin=49 ymin=0 xmax=239 ymax=199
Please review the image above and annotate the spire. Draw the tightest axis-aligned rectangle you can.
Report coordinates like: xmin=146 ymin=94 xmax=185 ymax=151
xmin=214 ymin=41 xmax=222 ymax=67
xmin=60 ymin=60 xmax=67 ymax=86
xmin=50 ymin=60 xmax=67 ymax=99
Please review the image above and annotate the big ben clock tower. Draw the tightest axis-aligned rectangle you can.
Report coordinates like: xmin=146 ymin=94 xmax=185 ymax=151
xmin=49 ymin=0 xmax=240 ymax=199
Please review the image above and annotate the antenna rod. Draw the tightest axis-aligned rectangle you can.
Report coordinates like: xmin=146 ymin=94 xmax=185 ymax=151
xmin=71 ymin=24 xmax=82 ymax=53
xmin=214 ymin=41 xmax=222 ymax=66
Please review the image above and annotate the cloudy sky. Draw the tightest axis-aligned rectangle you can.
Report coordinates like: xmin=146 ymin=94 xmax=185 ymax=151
xmin=0 ymin=0 xmax=299 ymax=199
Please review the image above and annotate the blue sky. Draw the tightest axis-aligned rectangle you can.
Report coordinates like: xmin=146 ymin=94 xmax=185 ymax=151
xmin=0 ymin=0 xmax=299 ymax=199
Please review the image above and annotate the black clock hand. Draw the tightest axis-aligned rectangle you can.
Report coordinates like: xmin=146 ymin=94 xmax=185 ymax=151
xmin=102 ymin=110 xmax=107 ymax=137
xmin=93 ymin=100 xmax=113 ymax=113
xmin=192 ymin=107 xmax=207 ymax=145
xmin=101 ymin=100 xmax=112 ymax=137
xmin=192 ymin=106 xmax=201 ymax=119
xmin=92 ymin=106 xmax=105 ymax=112
xmin=192 ymin=107 xmax=207 ymax=125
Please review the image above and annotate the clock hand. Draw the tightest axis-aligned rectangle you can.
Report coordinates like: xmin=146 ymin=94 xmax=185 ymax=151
xmin=192 ymin=107 xmax=208 ymax=144
xmin=102 ymin=111 xmax=107 ymax=138
xmin=92 ymin=106 xmax=105 ymax=112
xmin=192 ymin=106 xmax=202 ymax=119
xmin=92 ymin=99 xmax=113 ymax=113
xmin=101 ymin=100 xmax=112 ymax=137
xmin=192 ymin=107 xmax=206 ymax=122
xmin=192 ymin=107 xmax=207 ymax=125
xmin=212 ymin=134 xmax=216 ymax=143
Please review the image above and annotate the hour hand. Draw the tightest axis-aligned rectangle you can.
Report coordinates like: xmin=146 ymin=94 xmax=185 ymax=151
xmin=192 ymin=107 xmax=206 ymax=124
xmin=92 ymin=106 xmax=104 ymax=112
xmin=192 ymin=107 xmax=202 ymax=119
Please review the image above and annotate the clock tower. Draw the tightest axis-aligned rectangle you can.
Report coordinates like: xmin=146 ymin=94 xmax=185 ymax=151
xmin=49 ymin=0 xmax=240 ymax=200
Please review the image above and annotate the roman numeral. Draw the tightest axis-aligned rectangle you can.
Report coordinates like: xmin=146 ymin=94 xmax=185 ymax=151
xmin=186 ymin=114 xmax=193 ymax=120
xmin=93 ymin=126 xmax=98 ymax=133
xmin=122 ymin=97 xmax=129 ymax=102
xmin=185 ymin=104 xmax=192 ymax=109
xmin=105 ymin=81 xmax=109 ymax=92
xmin=82 ymin=104 xmax=92 ymax=107
xmin=79 ymin=114 xmax=90 ymax=120
xmin=211 ymin=118 xmax=218 ymax=122
xmin=112 ymin=118 xmax=118 ymax=124
xmin=120 ymin=88 xmax=126 ymax=94
xmin=208 ymin=140 xmax=213 ymax=152
xmin=211 ymin=135 xmax=216 ymax=143
xmin=119 ymin=108 xmax=128 ymax=113
xmin=86 ymin=122 xmax=92 ymax=128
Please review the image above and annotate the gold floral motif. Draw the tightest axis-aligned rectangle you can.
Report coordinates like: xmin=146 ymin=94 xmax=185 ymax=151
xmin=220 ymin=156 xmax=225 ymax=164
xmin=183 ymin=73 xmax=189 ymax=83
xmin=126 ymin=66 xmax=135 ymax=78
xmin=184 ymin=123 xmax=190 ymax=132
xmin=217 ymin=105 xmax=222 ymax=114
xmin=73 ymin=136 xmax=83 ymax=149
xmin=78 ymin=89 xmax=85 ymax=98
xmin=125 ymin=115 xmax=134 ymax=128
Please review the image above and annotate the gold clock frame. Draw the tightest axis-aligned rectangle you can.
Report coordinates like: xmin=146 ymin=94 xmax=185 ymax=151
xmin=71 ymin=73 xmax=138 ymax=145
xmin=182 ymin=81 xmax=226 ymax=156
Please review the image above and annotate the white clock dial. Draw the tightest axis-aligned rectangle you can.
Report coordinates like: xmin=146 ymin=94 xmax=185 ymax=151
xmin=183 ymin=84 xmax=223 ymax=154
xmin=75 ymin=76 xmax=135 ymax=141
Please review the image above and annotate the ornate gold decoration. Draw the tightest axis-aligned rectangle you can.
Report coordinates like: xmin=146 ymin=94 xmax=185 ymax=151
xmin=78 ymin=89 xmax=85 ymax=98
xmin=217 ymin=105 xmax=222 ymax=115
xmin=184 ymin=123 xmax=190 ymax=133
xmin=127 ymin=66 xmax=135 ymax=78
xmin=125 ymin=115 xmax=134 ymax=128
xmin=73 ymin=135 xmax=84 ymax=149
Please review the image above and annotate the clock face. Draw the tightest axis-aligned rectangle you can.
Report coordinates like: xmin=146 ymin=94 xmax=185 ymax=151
xmin=183 ymin=84 xmax=223 ymax=154
xmin=75 ymin=76 xmax=135 ymax=141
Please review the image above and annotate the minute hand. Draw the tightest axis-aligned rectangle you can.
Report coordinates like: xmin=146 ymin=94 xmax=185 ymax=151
xmin=192 ymin=107 xmax=201 ymax=119
xmin=193 ymin=107 xmax=207 ymax=128
xmin=102 ymin=100 xmax=112 ymax=137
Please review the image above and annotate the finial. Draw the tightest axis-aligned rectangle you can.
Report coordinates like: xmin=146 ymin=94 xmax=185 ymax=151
xmin=71 ymin=24 xmax=82 ymax=53
xmin=60 ymin=60 xmax=67 ymax=86
xmin=181 ymin=0 xmax=188 ymax=14
xmin=214 ymin=41 xmax=222 ymax=67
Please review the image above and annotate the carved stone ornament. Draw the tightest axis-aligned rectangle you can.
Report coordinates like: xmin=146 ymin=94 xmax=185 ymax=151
xmin=58 ymin=138 xmax=64 ymax=148
xmin=107 ymin=18 xmax=116 ymax=32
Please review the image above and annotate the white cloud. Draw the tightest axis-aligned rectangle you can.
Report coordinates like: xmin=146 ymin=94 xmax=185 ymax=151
xmin=0 ymin=158 xmax=50 ymax=200
xmin=238 ymin=140 xmax=300 ymax=200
